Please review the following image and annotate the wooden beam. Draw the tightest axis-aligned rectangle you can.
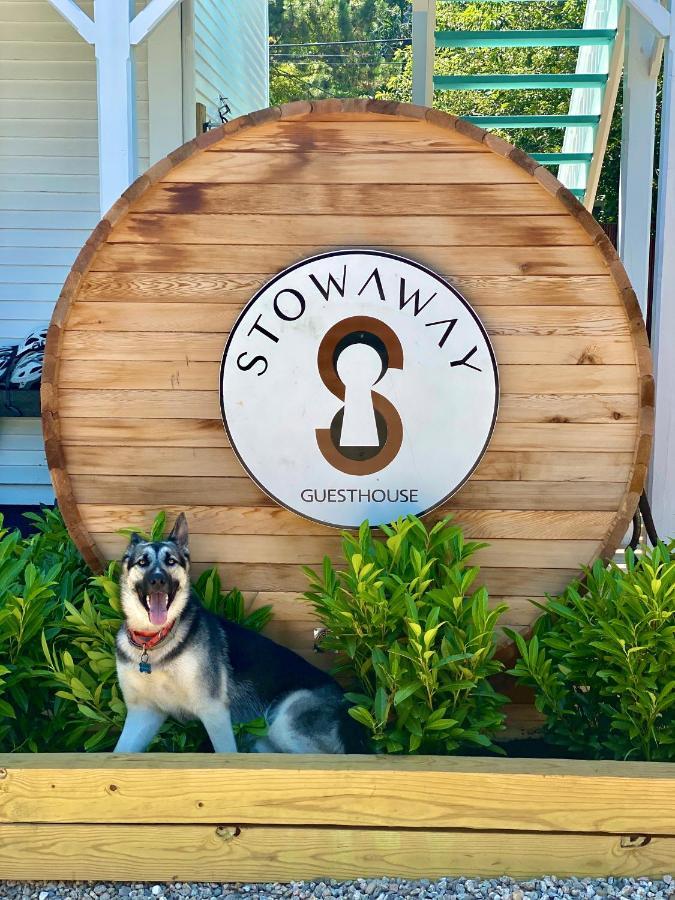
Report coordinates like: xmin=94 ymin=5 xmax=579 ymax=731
xmin=130 ymin=0 xmax=183 ymax=45
xmin=625 ymin=0 xmax=671 ymax=37
xmin=44 ymin=0 xmax=95 ymax=43
xmin=94 ymin=0 xmax=137 ymax=214
xmin=2 ymin=754 xmax=675 ymax=834
xmin=650 ymin=26 xmax=675 ymax=539
xmin=412 ymin=0 xmax=436 ymax=106
xmin=1 ymin=823 xmax=674 ymax=882
xmin=619 ymin=8 xmax=660 ymax=315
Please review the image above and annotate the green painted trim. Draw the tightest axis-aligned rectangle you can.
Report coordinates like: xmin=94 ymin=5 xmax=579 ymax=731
xmin=531 ymin=152 xmax=593 ymax=163
xmin=435 ymin=28 xmax=616 ymax=48
xmin=464 ymin=114 xmax=600 ymax=128
xmin=434 ymin=73 xmax=608 ymax=90
xmin=569 ymin=188 xmax=586 ymax=198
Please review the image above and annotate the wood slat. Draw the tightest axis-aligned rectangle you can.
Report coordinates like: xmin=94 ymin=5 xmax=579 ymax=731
xmin=63 ymin=302 xmax=630 ymax=336
xmin=68 ymin=474 xmax=627 ymax=511
xmin=78 ymin=505 xmax=615 ymax=540
xmin=59 ymin=418 xmax=639 ymax=452
xmin=1 ymin=823 xmax=672 ymax=881
xmin=213 ymin=119 xmax=494 ymax=153
xmin=63 ymin=445 xmax=633 ymax=484
xmin=60 ymin=329 xmax=637 ymax=365
xmin=165 ymin=151 xmax=535 ymax=184
xmin=78 ymin=272 xmax=620 ymax=306
xmin=92 ymin=532 xmax=599 ymax=568
xmin=88 ymin=244 xmax=610 ymax=276
xmin=57 ymin=358 xmax=637 ymax=394
xmin=2 ymin=754 xmax=674 ymax=833
xmin=109 ymin=214 xmax=591 ymax=248
xmin=57 ymin=389 xmax=639 ymax=423
xmin=135 ymin=182 xmax=562 ymax=216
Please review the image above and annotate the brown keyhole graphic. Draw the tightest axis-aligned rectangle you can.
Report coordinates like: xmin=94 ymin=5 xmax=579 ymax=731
xmin=315 ymin=316 xmax=404 ymax=476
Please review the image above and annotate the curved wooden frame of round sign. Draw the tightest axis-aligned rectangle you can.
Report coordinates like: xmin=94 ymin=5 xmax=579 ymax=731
xmin=41 ymin=98 xmax=654 ymax=661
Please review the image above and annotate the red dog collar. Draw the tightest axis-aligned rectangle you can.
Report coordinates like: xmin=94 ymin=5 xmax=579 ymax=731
xmin=127 ymin=620 xmax=175 ymax=650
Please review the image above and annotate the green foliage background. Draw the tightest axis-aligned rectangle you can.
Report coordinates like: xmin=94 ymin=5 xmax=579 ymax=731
xmin=268 ymin=0 xmax=622 ymax=221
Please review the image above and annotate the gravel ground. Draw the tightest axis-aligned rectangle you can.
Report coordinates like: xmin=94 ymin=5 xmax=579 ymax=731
xmin=0 ymin=877 xmax=674 ymax=900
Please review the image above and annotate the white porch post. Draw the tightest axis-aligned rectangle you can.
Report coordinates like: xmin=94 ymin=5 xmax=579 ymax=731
xmin=45 ymin=0 xmax=183 ymax=215
xmin=95 ymin=0 xmax=137 ymax=214
xmin=650 ymin=11 xmax=675 ymax=539
xmin=412 ymin=0 xmax=436 ymax=107
xmin=618 ymin=7 xmax=663 ymax=314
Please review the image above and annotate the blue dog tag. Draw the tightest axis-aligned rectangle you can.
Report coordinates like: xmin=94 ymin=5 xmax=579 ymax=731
xmin=139 ymin=649 xmax=151 ymax=674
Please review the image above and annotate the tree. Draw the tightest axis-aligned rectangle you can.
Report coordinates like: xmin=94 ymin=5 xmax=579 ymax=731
xmin=269 ymin=0 xmax=622 ymax=221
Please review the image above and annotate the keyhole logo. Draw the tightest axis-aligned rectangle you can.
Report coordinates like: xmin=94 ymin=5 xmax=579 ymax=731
xmin=220 ymin=249 xmax=499 ymax=529
xmin=315 ymin=316 xmax=404 ymax=476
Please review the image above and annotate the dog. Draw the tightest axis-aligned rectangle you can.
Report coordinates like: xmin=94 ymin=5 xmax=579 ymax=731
xmin=114 ymin=513 xmax=364 ymax=754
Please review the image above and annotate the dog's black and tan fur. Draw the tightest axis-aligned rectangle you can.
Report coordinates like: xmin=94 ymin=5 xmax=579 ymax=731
xmin=114 ymin=514 xmax=363 ymax=753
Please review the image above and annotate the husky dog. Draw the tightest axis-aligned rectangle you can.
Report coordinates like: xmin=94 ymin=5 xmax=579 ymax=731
xmin=114 ymin=514 xmax=363 ymax=754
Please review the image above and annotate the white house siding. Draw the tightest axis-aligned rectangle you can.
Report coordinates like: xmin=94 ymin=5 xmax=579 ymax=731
xmin=193 ymin=0 xmax=269 ymax=127
xmin=0 ymin=0 xmax=150 ymax=505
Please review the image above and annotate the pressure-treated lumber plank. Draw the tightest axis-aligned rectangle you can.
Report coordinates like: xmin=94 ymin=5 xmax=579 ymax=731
xmin=0 ymin=823 xmax=673 ymax=882
xmin=134 ymin=182 xmax=562 ymax=216
xmin=2 ymin=755 xmax=675 ymax=833
xmin=165 ymin=151 xmax=536 ymax=184
xmin=78 ymin=505 xmax=615 ymax=540
xmin=109 ymin=214 xmax=591 ymax=248
xmin=88 ymin=244 xmax=611 ymax=276
xmin=60 ymin=329 xmax=637 ymax=365
xmin=68 ymin=474 xmax=627 ymax=510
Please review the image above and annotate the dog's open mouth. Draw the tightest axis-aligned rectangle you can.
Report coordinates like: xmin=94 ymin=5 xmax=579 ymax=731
xmin=145 ymin=591 xmax=170 ymax=626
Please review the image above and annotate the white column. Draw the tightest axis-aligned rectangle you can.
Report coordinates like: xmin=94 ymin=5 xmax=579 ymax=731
xmin=94 ymin=0 xmax=137 ymax=215
xmin=412 ymin=0 xmax=436 ymax=107
xmin=618 ymin=7 xmax=661 ymax=314
xmin=650 ymin=21 xmax=675 ymax=539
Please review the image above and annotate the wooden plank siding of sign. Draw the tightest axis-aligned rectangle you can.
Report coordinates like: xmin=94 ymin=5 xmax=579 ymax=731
xmin=41 ymin=100 xmax=652 ymax=655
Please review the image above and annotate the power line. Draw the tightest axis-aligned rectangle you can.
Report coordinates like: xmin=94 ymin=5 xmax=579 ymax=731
xmin=270 ymin=37 xmax=411 ymax=48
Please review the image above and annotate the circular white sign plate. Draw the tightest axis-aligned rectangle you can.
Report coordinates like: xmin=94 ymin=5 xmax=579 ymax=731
xmin=220 ymin=250 xmax=499 ymax=528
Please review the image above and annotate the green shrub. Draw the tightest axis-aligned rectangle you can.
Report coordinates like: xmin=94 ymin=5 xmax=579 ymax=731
xmin=0 ymin=508 xmax=271 ymax=752
xmin=508 ymin=542 xmax=675 ymax=761
xmin=303 ymin=516 xmax=508 ymax=754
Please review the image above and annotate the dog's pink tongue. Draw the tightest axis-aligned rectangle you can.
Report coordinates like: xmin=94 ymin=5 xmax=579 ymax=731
xmin=148 ymin=592 xmax=168 ymax=626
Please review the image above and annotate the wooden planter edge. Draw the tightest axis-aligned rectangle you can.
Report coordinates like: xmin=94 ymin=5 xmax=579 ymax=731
xmin=1 ymin=753 xmax=674 ymax=882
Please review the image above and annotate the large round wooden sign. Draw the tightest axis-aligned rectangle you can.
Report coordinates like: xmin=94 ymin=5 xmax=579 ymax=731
xmin=43 ymin=99 xmax=653 ymax=656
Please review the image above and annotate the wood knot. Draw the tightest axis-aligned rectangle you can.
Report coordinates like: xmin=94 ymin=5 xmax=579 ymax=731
xmin=0 ymin=768 xmax=7 ymax=780
xmin=621 ymin=834 xmax=651 ymax=849
xmin=108 ymin=784 xmax=118 ymax=792
xmin=548 ymin=416 xmax=570 ymax=423
xmin=612 ymin=411 xmax=623 ymax=420
xmin=577 ymin=350 xmax=600 ymax=365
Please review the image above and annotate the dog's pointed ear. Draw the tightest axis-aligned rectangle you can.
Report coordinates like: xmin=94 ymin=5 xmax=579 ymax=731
xmin=168 ymin=513 xmax=189 ymax=551
xmin=123 ymin=532 xmax=142 ymax=566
